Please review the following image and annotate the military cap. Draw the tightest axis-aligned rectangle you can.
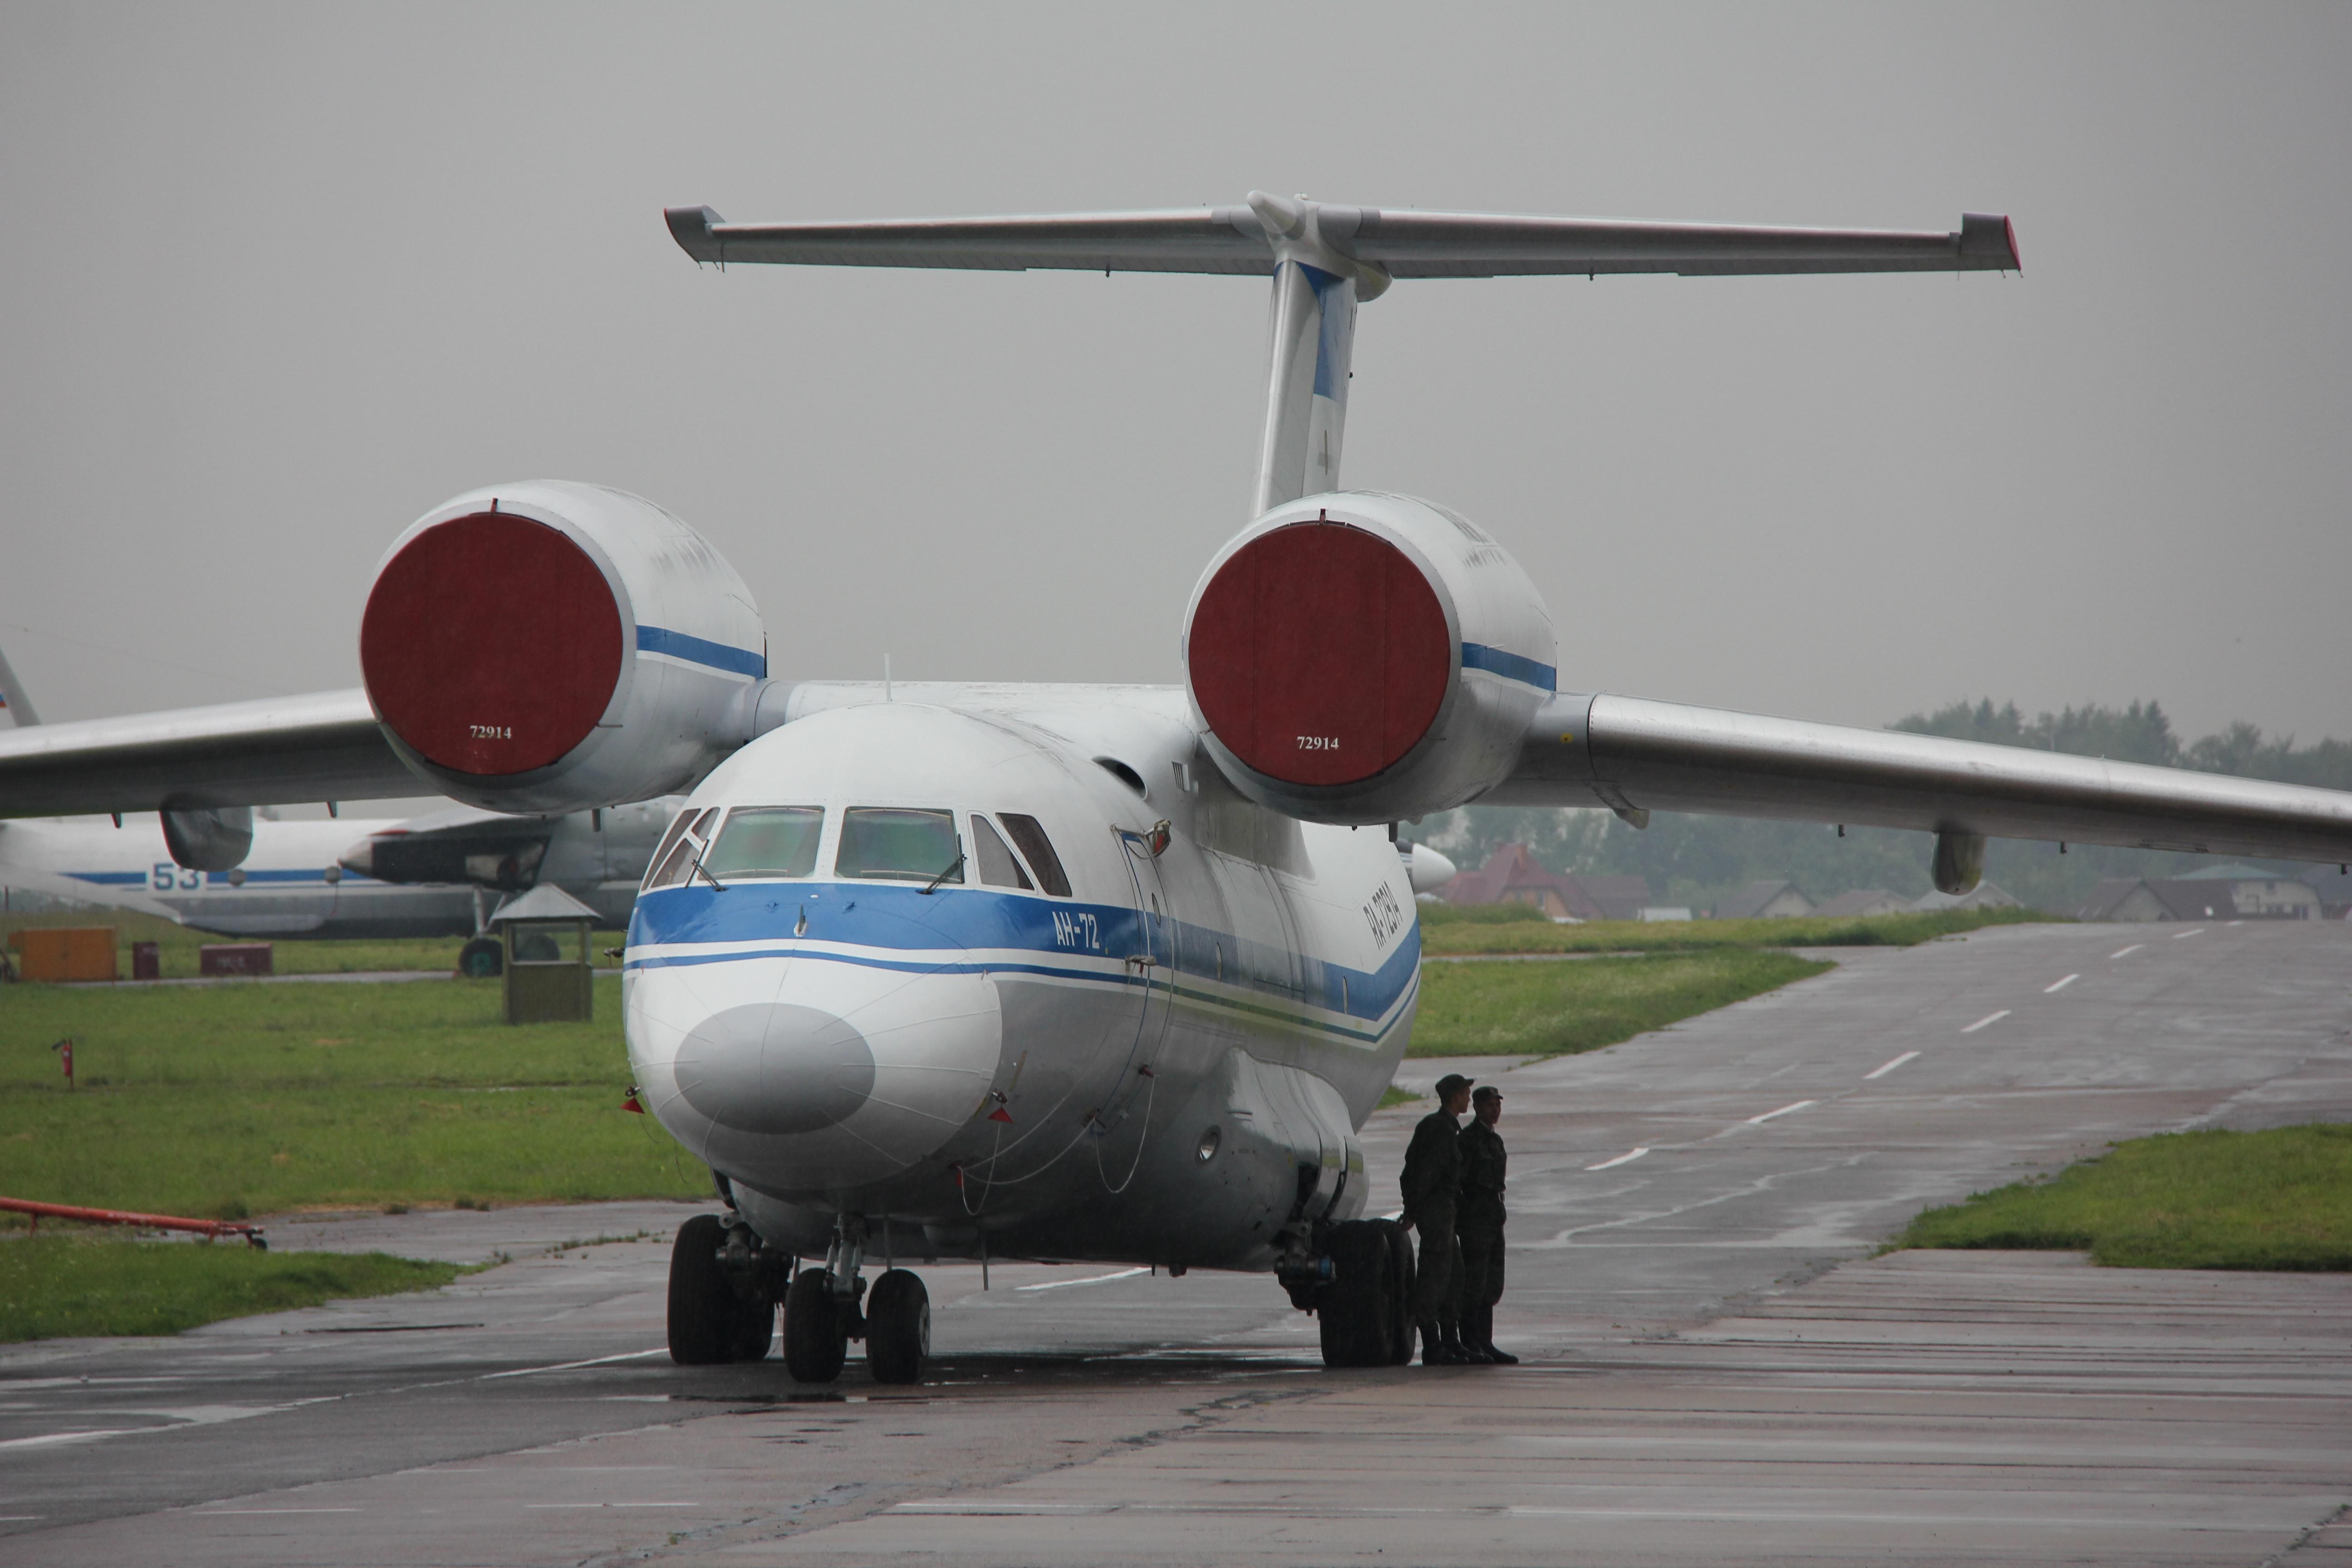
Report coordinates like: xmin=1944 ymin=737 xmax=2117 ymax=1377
xmin=1434 ymin=1072 xmax=1475 ymax=1098
xmin=1472 ymin=1085 xmax=1504 ymax=1103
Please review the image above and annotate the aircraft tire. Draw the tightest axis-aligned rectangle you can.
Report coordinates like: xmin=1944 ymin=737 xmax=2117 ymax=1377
xmin=733 ymin=1298 xmax=777 ymax=1362
xmin=1318 ymin=1221 xmax=1393 ymax=1368
xmin=665 ymin=1214 xmax=740 ymax=1365
xmin=783 ymin=1267 xmax=849 ymax=1383
xmin=456 ymin=936 xmax=503 ymax=979
xmin=864 ymin=1269 xmax=930 ymax=1385
xmin=1379 ymin=1220 xmax=1416 ymax=1366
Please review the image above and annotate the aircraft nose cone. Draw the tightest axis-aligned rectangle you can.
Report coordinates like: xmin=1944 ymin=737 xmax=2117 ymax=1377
xmin=673 ymin=1003 xmax=877 ymax=1135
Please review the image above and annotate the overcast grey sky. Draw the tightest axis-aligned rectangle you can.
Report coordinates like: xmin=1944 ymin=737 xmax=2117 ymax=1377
xmin=4 ymin=3 xmax=2347 ymax=754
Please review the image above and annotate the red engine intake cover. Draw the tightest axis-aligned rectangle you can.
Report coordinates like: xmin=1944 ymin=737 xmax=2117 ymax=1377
xmin=360 ymin=512 xmax=624 ymax=777
xmin=1188 ymin=522 xmax=1451 ymax=787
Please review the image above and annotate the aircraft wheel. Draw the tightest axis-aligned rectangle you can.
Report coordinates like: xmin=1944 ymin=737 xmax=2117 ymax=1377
xmin=783 ymin=1267 xmax=849 ymax=1383
xmin=1380 ymin=1220 xmax=1416 ymax=1366
xmin=1318 ymin=1221 xmax=1393 ymax=1368
xmin=456 ymin=936 xmax=503 ymax=979
xmin=865 ymin=1269 xmax=930 ymax=1385
xmin=733 ymin=1297 xmax=776 ymax=1361
xmin=666 ymin=1214 xmax=741 ymax=1365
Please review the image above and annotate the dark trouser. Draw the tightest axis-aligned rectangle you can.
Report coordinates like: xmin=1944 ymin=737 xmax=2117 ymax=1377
xmin=1460 ymin=1226 xmax=1504 ymax=1344
xmin=1411 ymin=1204 xmax=1457 ymax=1325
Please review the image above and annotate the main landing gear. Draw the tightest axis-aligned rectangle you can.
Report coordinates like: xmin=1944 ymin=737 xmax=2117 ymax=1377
xmin=666 ymin=1213 xmax=928 ymax=1385
xmin=1284 ymin=1218 xmax=1415 ymax=1368
xmin=666 ymin=1213 xmax=777 ymax=1364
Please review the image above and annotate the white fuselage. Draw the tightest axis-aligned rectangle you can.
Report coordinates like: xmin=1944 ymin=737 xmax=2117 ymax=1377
xmin=623 ymin=688 xmax=1423 ymax=1273
xmin=0 ymin=814 xmax=468 ymax=937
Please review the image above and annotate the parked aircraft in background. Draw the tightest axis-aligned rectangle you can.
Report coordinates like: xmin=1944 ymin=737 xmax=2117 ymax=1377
xmin=0 ymin=798 xmax=675 ymax=947
xmin=6 ymin=191 xmax=2349 ymax=1385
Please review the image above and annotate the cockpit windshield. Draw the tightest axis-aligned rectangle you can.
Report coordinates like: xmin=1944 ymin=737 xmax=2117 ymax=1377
xmin=702 ymin=807 xmax=824 ymax=879
xmin=836 ymin=808 xmax=963 ymax=884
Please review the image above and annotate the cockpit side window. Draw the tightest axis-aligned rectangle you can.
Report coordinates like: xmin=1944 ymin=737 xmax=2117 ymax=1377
xmin=704 ymin=807 xmax=824 ymax=879
xmin=998 ymin=813 xmax=1071 ymax=897
xmin=836 ymin=808 xmax=963 ymax=884
xmin=645 ymin=808 xmax=699 ymax=880
xmin=970 ymin=815 xmax=1034 ymax=890
xmin=644 ymin=806 xmax=727 ymax=891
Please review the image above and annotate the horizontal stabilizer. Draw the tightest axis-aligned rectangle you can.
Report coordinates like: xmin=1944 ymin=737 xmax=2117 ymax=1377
xmin=664 ymin=201 xmax=2020 ymax=279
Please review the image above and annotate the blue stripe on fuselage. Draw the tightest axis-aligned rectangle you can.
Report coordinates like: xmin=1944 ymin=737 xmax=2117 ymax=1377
xmin=637 ymin=625 xmax=766 ymax=679
xmin=627 ymin=880 xmax=1421 ymax=1025
xmin=1460 ymin=641 xmax=1556 ymax=692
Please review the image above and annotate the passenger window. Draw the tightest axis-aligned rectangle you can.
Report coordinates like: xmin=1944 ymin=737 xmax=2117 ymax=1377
xmin=704 ymin=807 xmax=823 ymax=879
xmin=999 ymin=813 xmax=1071 ymax=897
xmin=837 ymin=808 xmax=963 ymax=884
xmin=970 ymin=815 xmax=1034 ymax=890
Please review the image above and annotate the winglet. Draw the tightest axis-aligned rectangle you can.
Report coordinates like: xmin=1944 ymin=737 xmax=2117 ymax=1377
xmin=665 ymin=206 xmax=726 ymax=265
xmin=1959 ymin=212 xmax=2021 ymax=273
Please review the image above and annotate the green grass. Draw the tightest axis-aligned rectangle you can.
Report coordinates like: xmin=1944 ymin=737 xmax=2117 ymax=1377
xmin=1420 ymin=905 xmax=2052 ymax=956
xmin=0 ymin=1233 xmax=462 ymax=1341
xmin=1408 ymin=948 xmax=1832 ymax=1058
xmin=1892 ymin=1125 xmax=2352 ymax=1270
xmin=0 ymin=912 xmax=624 ymax=978
xmin=0 ymin=975 xmax=708 ymax=1220
xmin=1377 ymin=1085 xmax=1424 ymax=1110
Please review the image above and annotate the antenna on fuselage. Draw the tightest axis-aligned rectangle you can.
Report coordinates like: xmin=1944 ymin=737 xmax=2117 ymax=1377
xmin=664 ymin=198 xmax=2019 ymax=517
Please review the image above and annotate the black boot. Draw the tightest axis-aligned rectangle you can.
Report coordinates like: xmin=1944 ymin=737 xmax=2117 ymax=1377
xmin=1442 ymin=1323 xmax=1490 ymax=1364
xmin=1419 ymin=1321 xmax=1460 ymax=1365
xmin=1472 ymin=1304 xmax=1519 ymax=1365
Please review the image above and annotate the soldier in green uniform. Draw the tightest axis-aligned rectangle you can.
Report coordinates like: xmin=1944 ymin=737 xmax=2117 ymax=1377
xmin=1457 ymin=1084 xmax=1518 ymax=1364
xmin=1399 ymin=1072 xmax=1475 ymax=1365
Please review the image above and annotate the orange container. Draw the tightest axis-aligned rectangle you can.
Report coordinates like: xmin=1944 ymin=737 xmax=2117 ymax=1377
xmin=7 ymin=927 xmax=120 ymax=983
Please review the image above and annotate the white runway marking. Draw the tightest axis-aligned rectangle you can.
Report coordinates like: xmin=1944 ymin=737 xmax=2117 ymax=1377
xmin=524 ymin=1502 xmax=701 ymax=1509
xmin=194 ymin=1508 xmax=360 ymax=1516
xmin=0 ymin=1429 xmax=139 ymax=1450
xmin=1960 ymin=1009 xmax=2010 ymax=1034
xmin=1863 ymin=1051 xmax=1919 ymax=1080
xmin=2111 ymin=944 xmax=2144 ymax=958
xmin=2044 ymin=973 xmax=2078 ymax=993
xmin=480 ymin=1348 xmax=668 ymax=1381
xmin=2173 ymin=928 xmax=2205 ymax=939
xmin=1016 ymin=1267 xmax=1148 ymax=1292
xmin=1747 ymin=1101 xmax=1816 ymax=1124
xmin=1584 ymin=1147 xmax=1650 ymax=1171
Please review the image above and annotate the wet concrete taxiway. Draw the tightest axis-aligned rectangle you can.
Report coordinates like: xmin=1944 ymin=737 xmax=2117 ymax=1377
xmin=3 ymin=920 xmax=2348 ymax=1565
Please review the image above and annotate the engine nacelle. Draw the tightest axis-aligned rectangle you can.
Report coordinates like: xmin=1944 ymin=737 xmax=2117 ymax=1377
xmin=1183 ymin=491 xmax=1555 ymax=825
xmin=359 ymin=480 xmax=765 ymax=813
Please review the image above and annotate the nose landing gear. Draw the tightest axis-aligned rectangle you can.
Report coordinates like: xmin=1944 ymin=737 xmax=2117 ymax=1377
xmin=779 ymin=1215 xmax=932 ymax=1386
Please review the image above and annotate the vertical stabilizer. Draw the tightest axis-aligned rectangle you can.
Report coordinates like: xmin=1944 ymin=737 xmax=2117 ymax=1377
xmin=1246 ymin=193 xmax=1388 ymax=516
xmin=0 ymin=648 xmax=39 ymax=727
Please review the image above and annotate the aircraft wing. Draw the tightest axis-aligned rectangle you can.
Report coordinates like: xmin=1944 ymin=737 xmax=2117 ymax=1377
xmin=664 ymin=203 xmax=2018 ymax=278
xmin=0 ymin=690 xmax=416 ymax=818
xmin=1491 ymin=693 xmax=2352 ymax=866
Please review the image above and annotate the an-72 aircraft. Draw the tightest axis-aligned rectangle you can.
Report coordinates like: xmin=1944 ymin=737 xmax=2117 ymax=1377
xmin=6 ymin=193 xmax=2351 ymax=1384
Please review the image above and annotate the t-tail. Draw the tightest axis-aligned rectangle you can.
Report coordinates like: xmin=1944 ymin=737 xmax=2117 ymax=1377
xmin=664 ymin=194 xmax=2018 ymax=516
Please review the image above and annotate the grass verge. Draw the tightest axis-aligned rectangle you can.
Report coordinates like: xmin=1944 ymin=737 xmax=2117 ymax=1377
xmin=1408 ymin=948 xmax=1831 ymax=1058
xmin=0 ymin=975 xmax=708 ymax=1219
xmin=1892 ymin=1125 xmax=2352 ymax=1270
xmin=1421 ymin=905 xmax=2051 ymax=956
xmin=0 ymin=1234 xmax=463 ymax=1341
xmin=0 ymin=913 xmax=624 ymax=978
xmin=1377 ymin=1085 xmax=1424 ymax=1110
